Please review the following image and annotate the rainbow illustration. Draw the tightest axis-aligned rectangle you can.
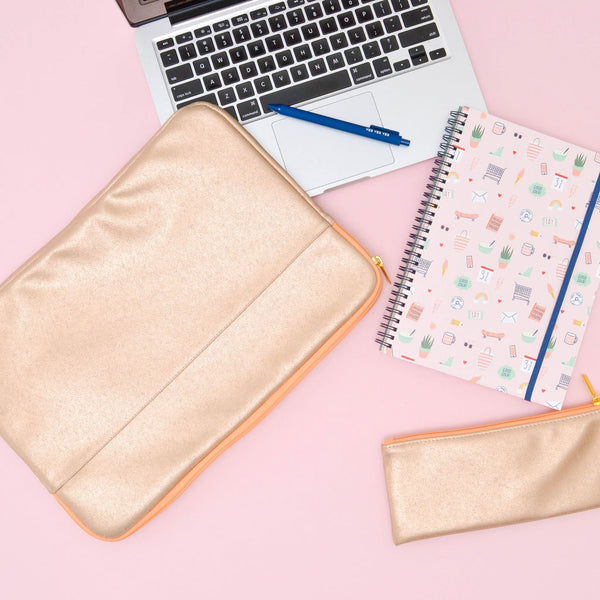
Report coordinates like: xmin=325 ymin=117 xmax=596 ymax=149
xmin=518 ymin=382 xmax=529 ymax=391
xmin=548 ymin=199 xmax=563 ymax=210
xmin=447 ymin=171 xmax=460 ymax=181
xmin=474 ymin=292 xmax=489 ymax=304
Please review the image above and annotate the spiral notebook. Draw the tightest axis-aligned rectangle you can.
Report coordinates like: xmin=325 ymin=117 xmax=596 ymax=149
xmin=377 ymin=106 xmax=600 ymax=409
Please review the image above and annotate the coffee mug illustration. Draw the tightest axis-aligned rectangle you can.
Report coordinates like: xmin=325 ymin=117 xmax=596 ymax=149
xmin=564 ymin=332 xmax=578 ymax=345
xmin=492 ymin=121 xmax=506 ymax=135
xmin=521 ymin=242 xmax=535 ymax=256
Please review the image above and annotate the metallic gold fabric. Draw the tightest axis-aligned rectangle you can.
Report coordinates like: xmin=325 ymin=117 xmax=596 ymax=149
xmin=382 ymin=408 xmax=600 ymax=544
xmin=0 ymin=103 xmax=377 ymax=538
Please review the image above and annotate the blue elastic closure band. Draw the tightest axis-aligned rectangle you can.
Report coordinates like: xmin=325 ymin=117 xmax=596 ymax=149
xmin=525 ymin=174 xmax=600 ymax=401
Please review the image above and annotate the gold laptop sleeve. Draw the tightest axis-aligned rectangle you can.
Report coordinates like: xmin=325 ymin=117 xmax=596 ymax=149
xmin=0 ymin=103 xmax=381 ymax=540
xmin=382 ymin=403 xmax=600 ymax=544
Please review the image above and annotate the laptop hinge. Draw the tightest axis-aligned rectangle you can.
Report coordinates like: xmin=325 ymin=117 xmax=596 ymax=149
xmin=166 ymin=0 xmax=248 ymax=25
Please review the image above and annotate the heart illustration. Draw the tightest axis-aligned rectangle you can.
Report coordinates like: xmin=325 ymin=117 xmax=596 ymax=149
xmin=572 ymin=206 xmax=576 ymax=210
xmin=561 ymin=309 xmax=565 ymax=313
xmin=541 ymin=389 xmax=546 ymax=393
xmin=497 ymin=299 xmax=502 ymax=303
xmin=498 ymin=193 xmax=502 ymax=198
xmin=463 ymin=360 xmax=467 ymax=365
xmin=513 ymin=150 xmax=517 ymax=155
xmin=440 ymin=242 xmax=444 ymax=247
xmin=428 ymin=289 xmax=432 ymax=293
xmin=468 ymin=178 xmax=473 ymax=182
xmin=542 ymin=271 xmax=546 ymax=275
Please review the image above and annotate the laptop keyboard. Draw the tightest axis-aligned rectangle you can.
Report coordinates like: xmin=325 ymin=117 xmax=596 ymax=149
xmin=154 ymin=0 xmax=448 ymax=122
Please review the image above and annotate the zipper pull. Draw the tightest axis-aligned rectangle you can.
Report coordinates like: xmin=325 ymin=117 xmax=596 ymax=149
xmin=582 ymin=374 xmax=600 ymax=406
xmin=372 ymin=256 xmax=391 ymax=284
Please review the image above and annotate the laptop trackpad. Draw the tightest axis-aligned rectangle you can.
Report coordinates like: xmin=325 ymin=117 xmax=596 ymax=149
xmin=271 ymin=92 xmax=395 ymax=192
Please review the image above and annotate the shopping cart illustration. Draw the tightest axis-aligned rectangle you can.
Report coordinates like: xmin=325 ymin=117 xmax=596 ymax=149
xmin=414 ymin=257 xmax=432 ymax=276
xmin=555 ymin=373 xmax=571 ymax=391
xmin=482 ymin=163 xmax=506 ymax=184
xmin=512 ymin=282 xmax=532 ymax=305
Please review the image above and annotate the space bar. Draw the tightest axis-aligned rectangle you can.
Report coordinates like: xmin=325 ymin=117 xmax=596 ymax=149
xmin=260 ymin=71 xmax=352 ymax=113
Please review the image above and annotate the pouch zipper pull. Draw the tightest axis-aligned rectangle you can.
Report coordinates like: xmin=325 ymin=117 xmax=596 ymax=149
xmin=582 ymin=374 xmax=600 ymax=406
xmin=372 ymin=256 xmax=391 ymax=284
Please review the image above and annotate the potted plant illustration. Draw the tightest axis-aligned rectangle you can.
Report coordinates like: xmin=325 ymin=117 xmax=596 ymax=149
xmin=545 ymin=337 xmax=556 ymax=359
xmin=498 ymin=245 xmax=513 ymax=269
xmin=470 ymin=124 xmax=485 ymax=148
xmin=573 ymin=153 xmax=586 ymax=176
xmin=419 ymin=334 xmax=434 ymax=358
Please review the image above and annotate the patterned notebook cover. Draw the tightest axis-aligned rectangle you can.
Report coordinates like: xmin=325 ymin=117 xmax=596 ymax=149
xmin=377 ymin=106 xmax=600 ymax=409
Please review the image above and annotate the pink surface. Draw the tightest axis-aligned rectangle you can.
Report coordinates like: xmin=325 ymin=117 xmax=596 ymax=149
xmin=1 ymin=1 xmax=599 ymax=597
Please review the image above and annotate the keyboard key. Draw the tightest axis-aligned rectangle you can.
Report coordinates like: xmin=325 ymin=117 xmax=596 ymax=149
xmin=288 ymin=9 xmax=306 ymax=25
xmin=430 ymin=47 xmax=446 ymax=60
xmin=237 ymin=98 xmax=261 ymax=121
xmin=294 ymin=44 xmax=313 ymax=60
xmin=269 ymin=14 xmax=287 ymax=31
xmin=273 ymin=70 xmax=292 ymax=88
xmin=305 ymin=3 xmax=323 ymax=19
xmin=236 ymin=81 xmax=255 ymax=98
xmin=175 ymin=32 xmax=193 ymax=44
xmin=194 ymin=26 xmax=212 ymax=38
xmin=171 ymin=79 xmax=203 ymax=102
xmin=203 ymin=72 xmax=222 ymax=90
xmin=258 ymin=55 xmax=276 ymax=72
xmin=222 ymin=105 xmax=238 ymax=119
xmin=338 ymin=12 xmax=356 ymax=28
xmin=165 ymin=63 xmax=194 ymax=84
xmin=197 ymin=38 xmax=215 ymax=55
xmin=411 ymin=52 xmax=428 ymax=65
xmin=398 ymin=22 xmax=438 ymax=46
xmin=288 ymin=0 xmax=305 ymax=6
xmin=319 ymin=17 xmax=338 ymax=34
xmin=323 ymin=0 xmax=341 ymax=14
xmin=383 ymin=15 xmax=401 ymax=32
xmin=251 ymin=20 xmax=269 ymax=37
xmin=366 ymin=21 xmax=384 ymax=37
xmin=269 ymin=2 xmax=287 ymax=13
xmin=160 ymin=49 xmax=179 ymax=67
xmin=330 ymin=32 xmax=349 ymax=49
xmin=355 ymin=6 xmax=374 ymax=22
xmin=344 ymin=47 xmax=363 ymax=64
xmin=255 ymin=75 xmax=273 ymax=92
xmin=266 ymin=34 xmax=284 ymax=50
xmin=347 ymin=27 xmax=366 ymax=43
xmin=373 ymin=56 xmax=392 ymax=76
xmin=193 ymin=58 xmax=211 ymax=75
xmin=380 ymin=35 xmax=399 ymax=52
xmin=233 ymin=26 xmax=251 ymax=43
xmin=326 ymin=52 xmax=345 ymax=69
xmin=393 ymin=58 xmax=410 ymax=71
xmin=239 ymin=62 xmax=258 ymax=79
xmin=250 ymin=8 xmax=268 ymax=19
xmin=362 ymin=41 xmax=381 ymax=58
xmin=408 ymin=44 xmax=425 ymax=57
xmin=229 ymin=46 xmax=248 ymax=63
xmin=342 ymin=0 xmax=360 ymax=7
xmin=248 ymin=40 xmax=267 ymax=57
xmin=157 ymin=38 xmax=174 ymax=50
xmin=218 ymin=87 xmax=236 ymax=105
xmin=308 ymin=57 xmax=326 ymax=75
xmin=276 ymin=49 xmax=294 ymax=67
xmin=260 ymin=70 xmax=351 ymax=111
xmin=222 ymin=67 xmax=240 ymax=83
xmin=350 ymin=62 xmax=374 ymax=83
xmin=411 ymin=0 xmax=428 ymax=5
xmin=283 ymin=28 xmax=302 ymax=45
xmin=373 ymin=0 xmax=392 ymax=17
xmin=291 ymin=64 xmax=309 ymax=81
xmin=401 ymin=6 xmax=433 ymax=28
xmin=211 ymin=52 xmax=230 ymax=69
xmin=302 ymin=23 xmax=320 ymax=40
xmin=215 ymin=32 xmax=233 ymax=49
xmin=311 ymin=38 xmax=330 ymax=55
xmin=214 ymin=20 xmax=230 ymax=31
xmin=391 ymin=0 xmax=409 ymax=10
xmin=176 ymin=93 xmax=215 ymax=109
xmin=178 ymin=43 xmax=197 ymax=61
xmin=233 ymin=14 xmax=250 ymax=25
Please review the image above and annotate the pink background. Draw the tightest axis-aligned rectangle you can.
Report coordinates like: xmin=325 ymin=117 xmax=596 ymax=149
xmin=1 ymin=1 xmax=599 ymax=597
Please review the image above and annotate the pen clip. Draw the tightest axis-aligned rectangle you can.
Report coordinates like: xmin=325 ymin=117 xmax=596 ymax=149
xmin=370 ymin=125 xmax=400 ymax=136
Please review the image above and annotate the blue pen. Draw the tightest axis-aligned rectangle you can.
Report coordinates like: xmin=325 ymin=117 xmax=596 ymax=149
xmin=268 ymin=103 xmax=410 ymax=147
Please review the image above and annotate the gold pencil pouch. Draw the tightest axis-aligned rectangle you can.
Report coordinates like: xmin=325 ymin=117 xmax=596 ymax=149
xmin=382 ymin=395 xmax=600 ymax=544
xmin=0 ymin=103 xmax=382 ymax=541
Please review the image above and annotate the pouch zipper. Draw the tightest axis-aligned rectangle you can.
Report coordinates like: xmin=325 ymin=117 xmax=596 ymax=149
xmin=384 ymin=375 xmax=600 ymax=446
xmin=371 ymin=256 xmax=391 ymax=284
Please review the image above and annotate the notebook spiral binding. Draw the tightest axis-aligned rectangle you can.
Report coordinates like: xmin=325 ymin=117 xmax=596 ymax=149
xmin=376 ymin=110 xmax=468 ymax=349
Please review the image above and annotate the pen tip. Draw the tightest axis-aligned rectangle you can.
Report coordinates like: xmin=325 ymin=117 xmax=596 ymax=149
xmin=268 ymin=104 xmax=281 ymax=113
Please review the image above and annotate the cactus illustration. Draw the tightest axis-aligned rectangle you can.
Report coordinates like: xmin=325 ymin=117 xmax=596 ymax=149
xmin=498 ymin=245 xmax=513 ymax=269
xmin=545 ymin=337 xmax=557 ymax=359
xmin=470 ymin=124 xmax=485 ymax=148
xmin=573 ymin=153 xmax=586 ymax=176
xmin=419 ymin=334 xmax=435 ymax=358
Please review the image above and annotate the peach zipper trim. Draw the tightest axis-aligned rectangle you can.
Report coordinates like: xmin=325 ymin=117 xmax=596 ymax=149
xmin=383 ymin=402 xmax=600 ymax=447
xmin=54 ymin=222 xmax=383 ymax=542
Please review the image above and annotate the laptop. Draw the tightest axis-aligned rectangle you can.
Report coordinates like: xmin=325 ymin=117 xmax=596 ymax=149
xmin=118 ymin=0 xmax=485 ymax=196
